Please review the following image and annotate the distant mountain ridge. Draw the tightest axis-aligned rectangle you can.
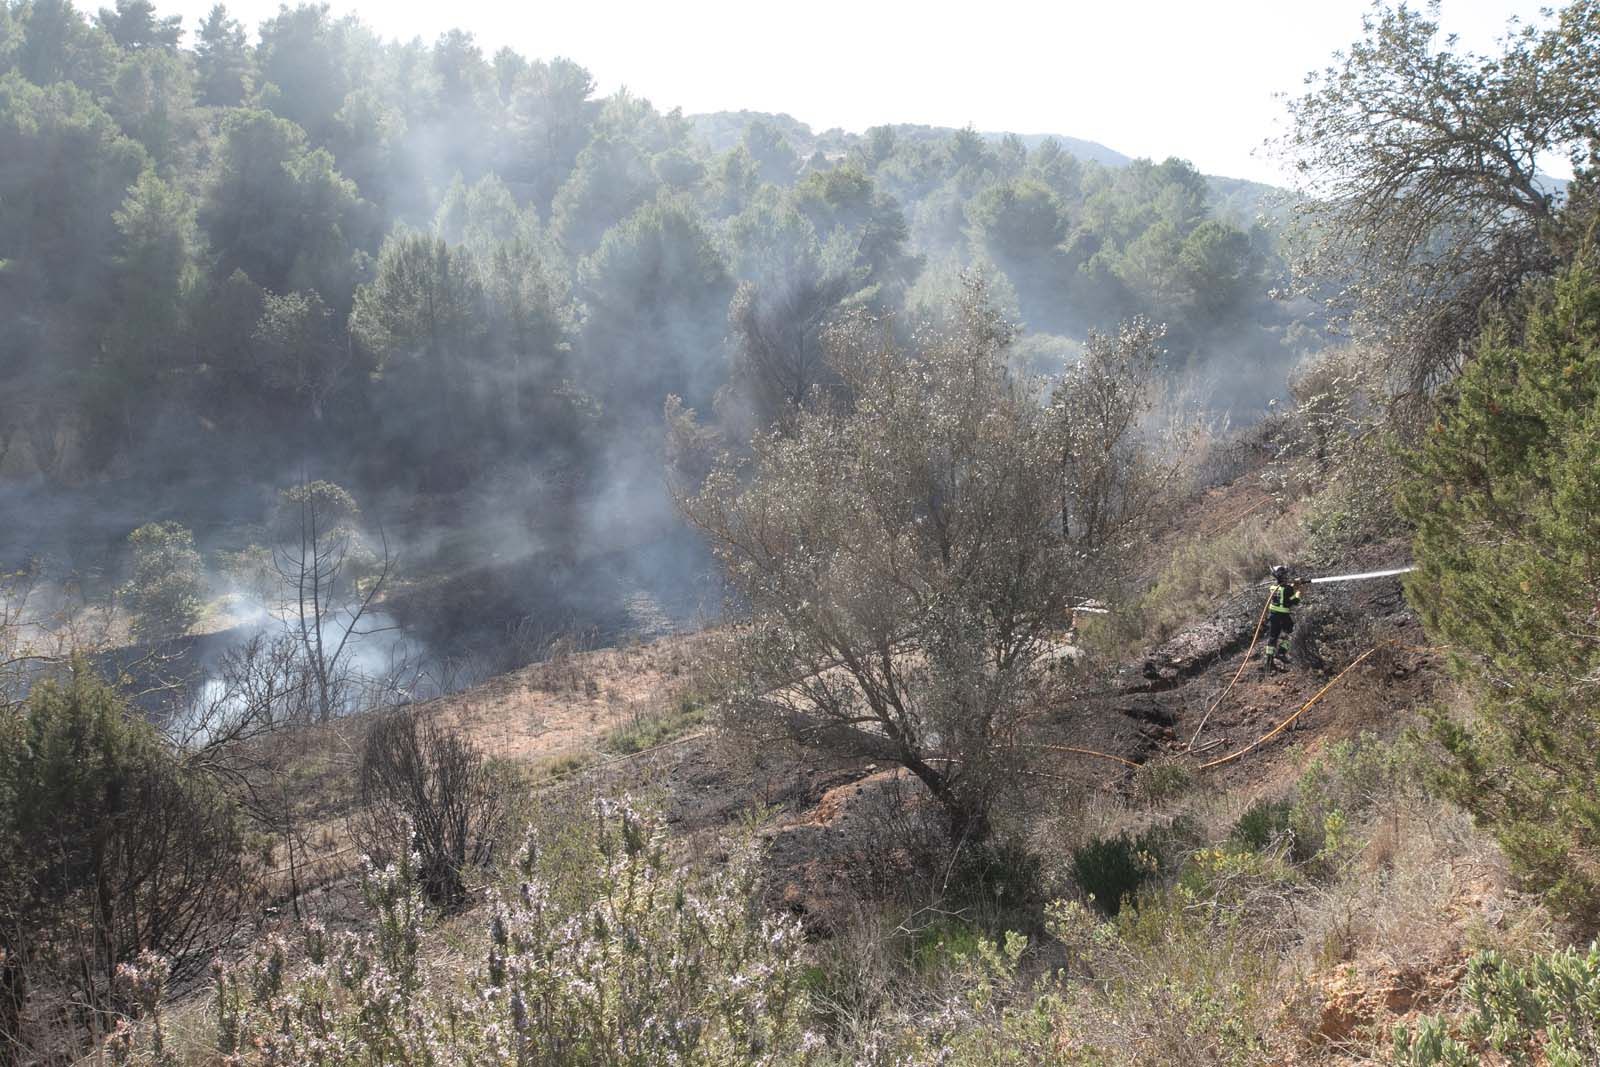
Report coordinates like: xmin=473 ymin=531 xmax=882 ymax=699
xmin=687 ymin=110 xmax=1286 ymax=225
xmin=687 ymin=110 xmax=1130 ymax=169
xmin=975 ymin=130 xmax=1130 ymax=168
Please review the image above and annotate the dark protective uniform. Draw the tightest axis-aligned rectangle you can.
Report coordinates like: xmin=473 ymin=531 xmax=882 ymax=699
xmin=1263 ymin=579 xmax=1301 ymax=668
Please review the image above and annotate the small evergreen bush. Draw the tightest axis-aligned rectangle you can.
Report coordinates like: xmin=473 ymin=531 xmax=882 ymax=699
xmin=1231 ymin=798 xmax=1294 ymax=853
xmin=1399 ymin=261 xmax=1600 ymax=922
xmin=1072 ymin=818 xmax=1196 ymax=916
xmin=909 ymin=917 xmax=987 ymax=975
xmin=1134 ymin=759 xmax=1193 ymax=805
xmin=1072 ymin=832 xmax=1148 ymax=916
xmin=946 ymin=835 xmax=1045 ymax=914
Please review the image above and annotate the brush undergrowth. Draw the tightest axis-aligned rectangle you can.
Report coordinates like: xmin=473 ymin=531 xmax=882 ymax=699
xmin=105 ymin=731 xmax=1548 ymax=1067
xmin=1085 ymin=513 xmax=1304 ymax=656
xmin=603 ymin=693 xmax=709 ymax=755
xmin=1393 ymin=944 xmax=1600 ymax=1066
xmin=110 ymin=800 xmax=812 ymax=1066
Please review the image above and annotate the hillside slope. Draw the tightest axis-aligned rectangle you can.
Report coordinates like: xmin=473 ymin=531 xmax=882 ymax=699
xmin=116 ymin=454 xmax=1538 ymax=1067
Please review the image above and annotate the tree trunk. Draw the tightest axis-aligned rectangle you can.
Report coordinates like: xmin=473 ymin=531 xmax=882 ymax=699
xmin=943 ymin=796 xmax=991 ymax=849
xmin=901 ymin=756 xmax=991 ymax=847
xmin=0 ymin=939 xmax=25 ymax=1067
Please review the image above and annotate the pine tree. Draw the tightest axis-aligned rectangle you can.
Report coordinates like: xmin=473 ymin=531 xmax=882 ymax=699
xmin=194 ymin=4 xmax=253 ymax=108
xmin=1400 ymin=258 xmax=1600 ymax=921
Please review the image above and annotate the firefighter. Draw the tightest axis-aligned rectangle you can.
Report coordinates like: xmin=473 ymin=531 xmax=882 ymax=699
xmin=1262 ymin=564 xmax=1303 ymax=672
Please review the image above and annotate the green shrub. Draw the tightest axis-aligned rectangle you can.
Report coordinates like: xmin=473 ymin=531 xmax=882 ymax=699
xmin=1394 ymin=943 xmax=1600 ymax=1066
xmin=1072 ymin=818 xmax=1196 ymax=916
xmin=1047 ymin=895 xmax=1278 ymax=1065
xmin=3 ymin=665 xmax=246 ymax=1056
xmin=1287 ymin=732 xmax=1418 ymax=863
xmin=1230 ymin=798 xmax=1294 ymax=853
xmin=1072 ymin=833 xmax=1148 ymax=916
xmin=1135 ymin=816 xmax=1203 ymax=870
xmin=864 ymin=927 xmax=1056 ymax=1066
xmin=1398 ymin=261 xmax=1600 ymax=922
xmin=1278 ymin=346 xmax=1408 ymax=554
xmin=945 ymin=835 xmax=1046 ymax=916
xmin=1176 ymin=845 xmax=1299 ymax=913
xmin=1391 ymin=1017 xmax=1475 ymax=1067
xmin=1133 ymin=759 xmax=1193 ymax=806
xmin=909 ymin=916 xmax=987 ymax=975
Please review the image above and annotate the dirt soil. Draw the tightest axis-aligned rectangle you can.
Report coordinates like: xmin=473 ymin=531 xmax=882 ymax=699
xmin=1136 ymin=540 xmax=1440 ymax=793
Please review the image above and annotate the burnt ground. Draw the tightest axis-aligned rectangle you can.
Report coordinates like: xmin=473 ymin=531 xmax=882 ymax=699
xmin=1132 ymin=540 xmax=1440 ymax=792
xmin=560 ymin=728 xmax=913 ymax=925
xmin=96 ymin=446 xmax=1467 ymax=1067
xmin=30 ymin=541 xmax=1457 ymax=1060
xmin=584 ymin=538 xmax=1443 ymax=928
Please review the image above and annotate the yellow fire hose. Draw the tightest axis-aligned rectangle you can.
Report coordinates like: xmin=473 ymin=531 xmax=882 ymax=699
xmin=1199 ymin=646 xmax=1378 ymax=770
xmin=1187 ymin=591 xmax=1272 ymax=753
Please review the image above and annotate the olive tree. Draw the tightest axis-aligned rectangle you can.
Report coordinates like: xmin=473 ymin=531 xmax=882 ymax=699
xmin=1278 ymin=0 xmax=1600 ymax=398
xmin=679 ymin=278 xmax=1079 ymax=845
xmin=1048 ymin=317 xmax=1176 ymax=562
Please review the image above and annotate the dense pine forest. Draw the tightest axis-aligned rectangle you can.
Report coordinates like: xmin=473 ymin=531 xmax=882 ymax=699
xmin=1 ymin=0 xmax=1310 ymax=629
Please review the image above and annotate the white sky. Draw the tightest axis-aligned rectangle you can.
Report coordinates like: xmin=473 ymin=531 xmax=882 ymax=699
xmin=168 ymin=0 xmax=1567 ymax=185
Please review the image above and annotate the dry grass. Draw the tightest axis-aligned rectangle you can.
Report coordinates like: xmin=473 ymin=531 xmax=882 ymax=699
xmin=434 ymin=631 xmax=713 ymax=767
xmin=1136 ymin=512 xmax=1306 ymax=641
xmin=216 ymin=631 xmax=717 ymax=907
xmin=601 ymin=692 xmax=708 ymax=754
xmin=1000 ymin=727 xmax=1550 ymax=1066
xmin=1084 ymin=510 xmax=1306 ymax=659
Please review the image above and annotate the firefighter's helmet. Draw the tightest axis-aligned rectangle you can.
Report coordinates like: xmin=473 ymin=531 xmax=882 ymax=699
xmin=1272 ymin=565 xmax=1290 ymax=582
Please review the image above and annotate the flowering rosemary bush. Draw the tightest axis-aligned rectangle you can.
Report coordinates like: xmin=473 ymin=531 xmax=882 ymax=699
xmin=114 ymin=799 xmax=814 ymax=1066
